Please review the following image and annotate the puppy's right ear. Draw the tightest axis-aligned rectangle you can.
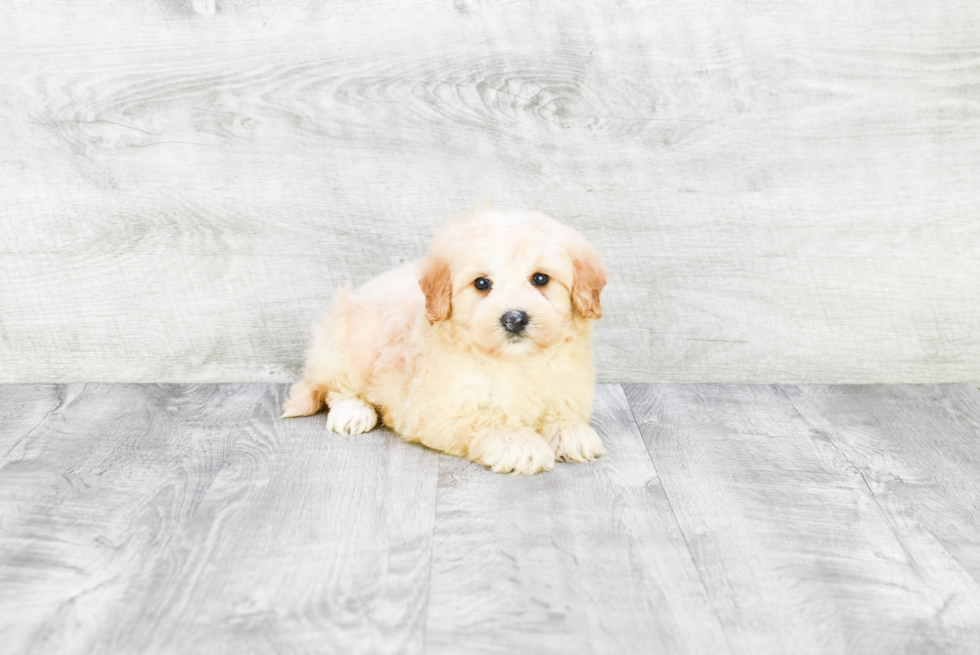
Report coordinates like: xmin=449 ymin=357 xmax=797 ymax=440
xmin=418 ymin=254 xmax=452 ymax=324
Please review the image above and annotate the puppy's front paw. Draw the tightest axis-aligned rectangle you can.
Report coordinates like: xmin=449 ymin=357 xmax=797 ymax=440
xmin=468 ymin=428 xmax=555 ymax=475
xmin=325 ymin=397 xmax=378 ymax=435
xmin=543 ymin=421 xmax=606 ymax=463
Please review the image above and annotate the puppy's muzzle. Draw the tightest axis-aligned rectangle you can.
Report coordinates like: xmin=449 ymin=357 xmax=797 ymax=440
xmin=500 ymin=310 xmax=530 ymax=335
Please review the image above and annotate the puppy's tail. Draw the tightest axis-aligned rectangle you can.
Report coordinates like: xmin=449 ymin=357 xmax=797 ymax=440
xmin=282 ymin=380 xmax=326 ymax=418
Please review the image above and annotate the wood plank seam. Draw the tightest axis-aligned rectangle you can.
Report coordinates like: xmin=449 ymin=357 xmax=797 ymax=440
xmin=417 ymin=450 xmax=442 ymax=655
xmin=1 ymin=384 xmax=72 ymax=462
xmin=778 ymin=385 xmax=980 ymax=589
xmin=619 ymin=383 xmax=735 ymax=655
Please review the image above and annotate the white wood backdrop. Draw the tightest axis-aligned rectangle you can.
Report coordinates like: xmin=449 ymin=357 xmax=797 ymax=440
xmin=1 ymin=0 xmax=978 ymax=383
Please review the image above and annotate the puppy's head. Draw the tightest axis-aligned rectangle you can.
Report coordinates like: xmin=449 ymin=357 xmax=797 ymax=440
xmin=418 ymin=208 xmax=606 ymax=358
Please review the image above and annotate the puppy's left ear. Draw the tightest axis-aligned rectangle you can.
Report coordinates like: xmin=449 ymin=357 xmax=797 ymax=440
xmin=418 ymin=254 xmax=452 ymax=324
xmin=571 ymin=242 xmax=607 ymax=320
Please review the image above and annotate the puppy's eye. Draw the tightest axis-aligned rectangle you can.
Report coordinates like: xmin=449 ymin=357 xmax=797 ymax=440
xmin=474 ymin=277 xmax=492 ymax=291
xmin=531 ymin=273 xmax=550 ymax=287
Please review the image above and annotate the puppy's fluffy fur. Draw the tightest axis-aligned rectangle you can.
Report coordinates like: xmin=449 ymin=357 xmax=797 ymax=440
xmin=282 ymin=207 xmax=607 ymax=475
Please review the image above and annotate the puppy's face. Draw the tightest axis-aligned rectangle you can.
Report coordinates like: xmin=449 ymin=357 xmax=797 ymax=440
xmin=419 ymin=210 xmax=606 ymax=359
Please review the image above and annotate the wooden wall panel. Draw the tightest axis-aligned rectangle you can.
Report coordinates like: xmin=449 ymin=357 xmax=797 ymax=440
xmin=1 ymin=1 xmax=978 ymax=382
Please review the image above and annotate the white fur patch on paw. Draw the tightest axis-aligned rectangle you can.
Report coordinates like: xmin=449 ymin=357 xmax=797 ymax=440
xmin=325 ymin=398 xmax=378 ymax=435
xmin=470 ymin=429 xmax=555 ymax=475
xmin=545 ymin=421 xmax=606 ymax=463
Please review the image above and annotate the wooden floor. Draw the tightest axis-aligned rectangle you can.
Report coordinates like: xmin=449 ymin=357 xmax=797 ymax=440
xmin=2 ymin=384 xmax=980 ymax=654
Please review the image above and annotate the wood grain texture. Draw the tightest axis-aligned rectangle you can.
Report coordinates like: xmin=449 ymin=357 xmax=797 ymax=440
xmin=424 ymin=383 xmax=729 ymax=654
xmin=0 ymin=384 xmax=63 ymax=456
xmin=783 ymin=385 xmax=980 ymax=591
xmin=624 ymin=383 xmax=980 ymax=654
xmin=1 ymin=1 xmax=978 ymax=383
xmin=3 ymin=382 xmax=980 ymax=652
xmin=0 ymin=383 xmax=439 ymax=655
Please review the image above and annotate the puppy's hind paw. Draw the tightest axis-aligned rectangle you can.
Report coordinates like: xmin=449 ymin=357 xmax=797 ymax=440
xmin=282 ymin=383 xmax=323 ymax=418
xmin=468 ymin=428 xmax=555 ymax=475
xmin=325 ymin=397 xmax=378 ymax=436
xmin=543 ymin=421 xmax=606 ymax=463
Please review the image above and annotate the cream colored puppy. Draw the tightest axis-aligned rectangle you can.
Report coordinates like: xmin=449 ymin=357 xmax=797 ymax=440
xmin=282 ymin=207 xmax=607 ymax=475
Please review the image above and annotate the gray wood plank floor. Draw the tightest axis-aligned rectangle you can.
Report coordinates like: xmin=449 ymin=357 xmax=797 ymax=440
xmin=2 ymin=383 xmax=979 ymax=654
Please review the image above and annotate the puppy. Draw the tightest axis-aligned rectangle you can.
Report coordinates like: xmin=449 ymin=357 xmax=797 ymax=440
xmin=282 ymin=207 xmax=607 ymax=475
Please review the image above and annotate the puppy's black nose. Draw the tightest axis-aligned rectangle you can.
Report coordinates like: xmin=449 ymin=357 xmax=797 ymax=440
xmin=500 ymin=310 xmax=530 ymax=334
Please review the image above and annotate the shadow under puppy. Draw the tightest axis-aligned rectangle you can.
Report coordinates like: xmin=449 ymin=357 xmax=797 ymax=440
xmin=283 ymin=207 xmax=607 ymax=475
